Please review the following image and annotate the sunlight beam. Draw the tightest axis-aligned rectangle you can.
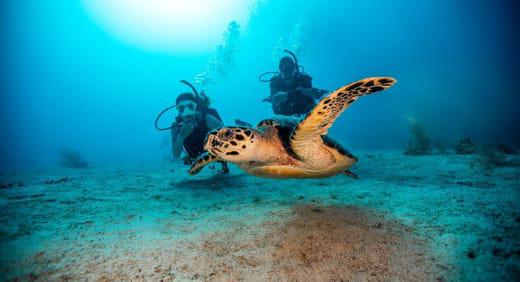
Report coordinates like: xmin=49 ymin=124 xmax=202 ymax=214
xmin=82 ymin=0 xmax=254 ymax=54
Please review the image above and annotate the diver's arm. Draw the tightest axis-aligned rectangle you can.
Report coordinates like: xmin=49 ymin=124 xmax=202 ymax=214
xmin=298 ymin=87 xmax=328 ymax=100
xmin=296 ymin=75 xmax=312 ymax=92
xmin=262 ymin=90 xmax=287 ymax=103
xmin=272 ymin=91 xmax=288 ymax=104
xmin=270 ymin=76 xmax=289 ymax=96
xmin=171 ymin=125 xmax=183 ymax=158
xmin=297 ymin=75 xmax=327 ymax=99
xmin=298 ymin=87 xmax=314 ymax=95
xmin=301 ymin=74 xmax=313 ymax=89
xmin=262 ymin=76 xmax=284 ymax=102
xmin=171 ymin=123 xmax=193 ymax=158
xmin=205 ymin=114 xmax=223 ymax=130
xmin=269 ymin=79 xmax=279 ymax=96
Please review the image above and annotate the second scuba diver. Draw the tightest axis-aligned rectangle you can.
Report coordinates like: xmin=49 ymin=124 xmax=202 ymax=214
xmin=261 ymin=50 xmax=328 ymax=117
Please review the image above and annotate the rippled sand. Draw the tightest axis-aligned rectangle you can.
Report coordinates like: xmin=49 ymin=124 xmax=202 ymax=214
xmin=1 ymin=151 xmax=519 ymax=281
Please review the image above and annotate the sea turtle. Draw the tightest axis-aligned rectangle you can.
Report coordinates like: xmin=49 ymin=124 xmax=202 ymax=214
xmin=189 ymin=77 xmax=397 ymax=178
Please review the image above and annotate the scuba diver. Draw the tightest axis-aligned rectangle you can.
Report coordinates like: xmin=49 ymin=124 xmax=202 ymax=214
xmin=155 ymin=80 xmax=229 ymax=174
xmin=259 ymin=50 xmax=328 ymax=116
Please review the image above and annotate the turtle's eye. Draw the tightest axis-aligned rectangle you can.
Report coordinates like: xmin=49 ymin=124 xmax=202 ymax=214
xmin=218 ymin=128 xmax=233 ymax=141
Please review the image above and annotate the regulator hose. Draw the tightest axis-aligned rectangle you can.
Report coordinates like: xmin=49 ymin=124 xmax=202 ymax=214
xmin=258 ymin=49 xmax=303 ymax=83
xmin=154 ymin=104 xmax=177 ymax=131
xmin=154 ymin=80 xmax=200 ymax=131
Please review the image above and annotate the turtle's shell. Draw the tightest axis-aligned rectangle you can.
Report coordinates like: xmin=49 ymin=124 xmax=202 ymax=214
xmin=256 ymin=116 xmax=355 ymax=160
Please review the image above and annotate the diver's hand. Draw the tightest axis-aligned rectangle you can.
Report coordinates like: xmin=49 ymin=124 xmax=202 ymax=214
xmin=272 ymin=91 xmax=288 ymax=104
xmin=297 ymin=87 xmax=314 ymax=97
xmin=298 ymin=87 xmax=328 ymax=99
xmin=179 ymin=122 xmax=194 ymax=138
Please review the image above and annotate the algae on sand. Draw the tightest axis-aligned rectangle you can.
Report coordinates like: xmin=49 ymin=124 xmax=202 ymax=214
xmin=58 ymin=149 xmax=89 ymax=169
xmin=404 ymin=118 xmax=432 ymax=155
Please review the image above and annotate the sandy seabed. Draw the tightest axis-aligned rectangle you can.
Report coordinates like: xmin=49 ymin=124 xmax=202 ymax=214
xmin=1 ymin=151 xmax=519 ymax=281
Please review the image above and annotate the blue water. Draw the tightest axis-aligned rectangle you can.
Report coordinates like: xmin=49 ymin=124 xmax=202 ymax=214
xmin=2 ymin=0 xmax=518 ymax=170
xmin=1 ymin=1 xmax=519 ymax=281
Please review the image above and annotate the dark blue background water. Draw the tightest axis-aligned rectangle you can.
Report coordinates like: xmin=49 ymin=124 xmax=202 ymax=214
xmin=1 ymin=0 xmax=519 ymax=170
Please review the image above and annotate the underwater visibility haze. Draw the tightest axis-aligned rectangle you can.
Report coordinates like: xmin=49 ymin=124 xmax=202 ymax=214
xmin=1 ymin=0 xmax=519 ymax=281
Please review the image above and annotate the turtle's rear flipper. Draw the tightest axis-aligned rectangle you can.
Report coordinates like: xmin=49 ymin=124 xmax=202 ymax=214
xmin=188 ymin=153 xmax=219 ymax=175
xmin=344 ymin=169 xmax=359 ymax=179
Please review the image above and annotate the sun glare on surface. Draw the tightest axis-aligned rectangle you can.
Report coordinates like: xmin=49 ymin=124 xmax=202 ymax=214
xmin=82 ymin=0 xmax=254 ymax=54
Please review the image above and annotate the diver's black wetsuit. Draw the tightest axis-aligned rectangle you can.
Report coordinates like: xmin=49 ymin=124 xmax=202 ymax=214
xmin=182 ymin=121 xmax=210 ymax=160
xmin=171 ymin=108 xmax=228 ymax=172
xmin=269 ymin=73 xmax=315 ymax=116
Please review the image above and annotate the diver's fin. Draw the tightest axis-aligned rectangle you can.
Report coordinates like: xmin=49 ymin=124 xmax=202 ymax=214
xmin=344 ymin=169 xmax=359 ymax=179
xmin=290 ymin=77 xmax=396 ymax=160
xmin=188 ymin=153 xmax=219 ymax=175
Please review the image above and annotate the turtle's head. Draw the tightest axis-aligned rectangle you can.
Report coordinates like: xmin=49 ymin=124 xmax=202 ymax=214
xmin=204 ymin=126 xmax=257 ymax=162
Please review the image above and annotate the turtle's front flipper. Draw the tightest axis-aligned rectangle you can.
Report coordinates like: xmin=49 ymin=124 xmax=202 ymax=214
xmin=188 ymin=153 xmax=219 ymax=175
xmin=290 ymin=77 xmax=396 ymax=161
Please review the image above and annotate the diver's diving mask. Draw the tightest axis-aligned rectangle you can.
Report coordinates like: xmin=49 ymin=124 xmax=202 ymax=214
xmin=176 ymin=102 xmax=195 ymax=113
xmin=176 ymin=100 xmax=197 ymax=122
xmin=154 ymin=80 xmax=203 ymax=131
